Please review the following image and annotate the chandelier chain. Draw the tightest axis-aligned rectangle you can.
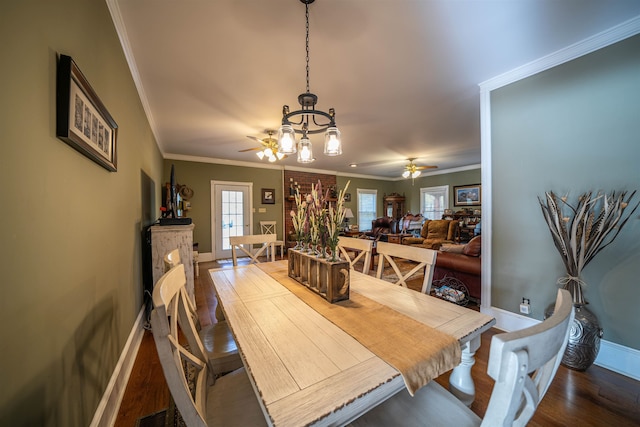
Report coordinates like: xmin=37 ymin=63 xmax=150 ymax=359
xmin=305 ymin=2 xmax=310 ymax=94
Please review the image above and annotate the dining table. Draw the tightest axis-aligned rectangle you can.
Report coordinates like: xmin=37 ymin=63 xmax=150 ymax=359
xmin=209 ymin=260 xmax=495 ymax=426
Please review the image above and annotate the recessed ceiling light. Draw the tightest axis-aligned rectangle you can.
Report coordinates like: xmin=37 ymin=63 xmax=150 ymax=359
xmin=349 ymin=163 xmax=357 ymax=168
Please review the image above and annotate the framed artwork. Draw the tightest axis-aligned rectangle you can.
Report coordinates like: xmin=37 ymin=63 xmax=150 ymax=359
xmin=262 ymin=188 xmax=275 ymax=204
xmin=56 ymin=54 xmax=118 ymax=171
xmin=344 ymin=193 xmax=351 ymax=202
xmin=453 ymin=184 xmax=481 ymax=207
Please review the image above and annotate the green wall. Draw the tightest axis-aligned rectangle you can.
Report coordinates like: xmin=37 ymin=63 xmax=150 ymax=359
xmin=395 ymin=168 xmax=482 ymax=214
xmin=491 ymin=34 xmax=640 ymax=349
xmin=337 ymin=175 xmax=396 ymax=225
xmin=162 ymin=160 xmax=283 ymax=252
xmin=0 ymin=1 xmax=163 ymax=425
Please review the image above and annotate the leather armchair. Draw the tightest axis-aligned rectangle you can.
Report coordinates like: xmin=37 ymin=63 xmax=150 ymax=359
xmin=365 ymin=217 xmax=397 ymax=240
xmin=402 ymin=219 xmax=458 ymax=249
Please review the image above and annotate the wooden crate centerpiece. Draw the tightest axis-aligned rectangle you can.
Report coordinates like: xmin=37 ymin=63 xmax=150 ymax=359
xmin=288 ymin=249 xmax=350 ymax=303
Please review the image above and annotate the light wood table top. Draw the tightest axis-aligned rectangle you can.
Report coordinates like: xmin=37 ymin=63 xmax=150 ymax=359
xmin=209 ymin=261 xmax=495 ymax=426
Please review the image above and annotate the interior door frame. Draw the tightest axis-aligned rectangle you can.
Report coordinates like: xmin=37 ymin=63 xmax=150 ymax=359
xmin=211 ymin=180 xmax=253 ymax=260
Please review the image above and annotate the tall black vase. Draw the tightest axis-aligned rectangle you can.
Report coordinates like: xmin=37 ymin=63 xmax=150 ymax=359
xmin=544 ymin=303 xmax=603 ymax=370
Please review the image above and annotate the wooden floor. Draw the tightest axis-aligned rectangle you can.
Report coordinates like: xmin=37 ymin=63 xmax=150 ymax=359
xmin=114 ymin=258 xmax=640 ymax=426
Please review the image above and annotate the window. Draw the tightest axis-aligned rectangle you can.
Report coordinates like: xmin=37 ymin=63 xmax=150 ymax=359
xmin=357 ymin=189 xmax=377 ymax=231
xmin=420 ymin=185 xmax=449 ymax=220
xmin=221 ymin=189 xmax=245 ymax=250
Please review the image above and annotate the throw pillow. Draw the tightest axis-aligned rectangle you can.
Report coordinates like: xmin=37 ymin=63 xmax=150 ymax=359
xmin=462 ymin=236 xmax=482 ymax=257
xmin=440 ymin=244 xmax=465 ymax=254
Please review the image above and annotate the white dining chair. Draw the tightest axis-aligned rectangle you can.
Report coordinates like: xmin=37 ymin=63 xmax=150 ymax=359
xmin=338 ymin=236 xmax=374 ymax=272
xmin=350 ymin=289 xmax=574 ymax=427
xmin=150 ymin=264 xmax=267 ymax=427
xmin=375 ymin=241 xmax=438 ymax=294
xmin=155 ymin=263 xmax=242 ymax=375
xmin=260 ymin=220 xmax=285 ymax=259
xmin=230 ymin=234 xmax=276 ymax=266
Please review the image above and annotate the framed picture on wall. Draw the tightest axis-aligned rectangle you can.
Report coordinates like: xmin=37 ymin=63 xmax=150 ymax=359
xmin=262 ymin=188 xmax=275 ymax=204
xmin=56 ymin=54 xmax=118 ymax=171
xmin=453 ymin=184 xmax=481 ymax=206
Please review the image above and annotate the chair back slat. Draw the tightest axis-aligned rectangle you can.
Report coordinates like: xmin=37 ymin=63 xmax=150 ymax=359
xmin=230 ymin=234 xmax=277 ymax=265
xmin=481 ymin=289 xmax=574 ymax=426
xmin=163 ymin=248 xmax=181 ymax=271
xmin=375 ymin=241 xmax=437 ymax=294
xmin=338 ymin=236 xmax=374 ymax=272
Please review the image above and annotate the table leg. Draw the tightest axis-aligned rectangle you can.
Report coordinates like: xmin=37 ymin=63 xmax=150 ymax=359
xmin=448 ymin=335 xmax=480 ymax=406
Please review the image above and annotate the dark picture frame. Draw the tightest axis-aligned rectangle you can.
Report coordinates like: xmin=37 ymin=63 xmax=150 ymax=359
xmin=56 ymin=54 xmax=118 ymax=171
xmin=344 ymin=193 xmax=351 ymax=202
xmin=262 ymin=188 xmax=275 ymax=204
xmin=453 ymin=184 xmax=481 ymax=207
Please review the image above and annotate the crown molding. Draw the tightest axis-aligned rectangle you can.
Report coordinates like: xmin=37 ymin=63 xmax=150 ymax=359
xmin=480 ymin=14 xmax=640 ymax=92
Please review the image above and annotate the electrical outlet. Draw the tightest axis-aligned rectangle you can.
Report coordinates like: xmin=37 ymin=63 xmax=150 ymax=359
xmin=519 ymin=298 xmax=531 ymax=315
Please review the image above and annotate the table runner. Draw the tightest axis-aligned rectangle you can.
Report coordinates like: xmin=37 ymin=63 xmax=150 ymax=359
xmin=258 ymin=264 xmax=461 ymax=396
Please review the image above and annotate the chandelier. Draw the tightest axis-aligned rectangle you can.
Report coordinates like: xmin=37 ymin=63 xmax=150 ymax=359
xmin=277 ymin=0 xmax=342 ymax=163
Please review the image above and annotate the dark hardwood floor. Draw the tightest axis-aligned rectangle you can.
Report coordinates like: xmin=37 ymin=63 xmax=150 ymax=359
xmin=115 ymin=258 xmax=640 ymax=426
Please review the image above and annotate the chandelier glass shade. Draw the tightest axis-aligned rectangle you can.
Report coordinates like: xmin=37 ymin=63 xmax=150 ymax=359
xmin=297 ymin=136 xmax=314 ymax=163
xmin=277 ymin=0 xmax=342 ymax=162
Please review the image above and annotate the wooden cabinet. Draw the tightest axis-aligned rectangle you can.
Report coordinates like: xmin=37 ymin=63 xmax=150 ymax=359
xmin=383 ymin=193 xmax=405 ymax=220
xmin=150 ymin=224 xmax=195 ymax=304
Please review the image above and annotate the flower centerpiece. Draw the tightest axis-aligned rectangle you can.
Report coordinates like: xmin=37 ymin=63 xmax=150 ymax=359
xmin=538 ymin=190 xmax=638 ymax=305
xmin=290 ymin=180 xmax=351 ymax=261
xmin=326 ymin=181 xmax=350 ymax=262
xmin=290 ymin=190 xmax=307 ymax=250
xmin=538 ymin=190 xmax=638 ymax=370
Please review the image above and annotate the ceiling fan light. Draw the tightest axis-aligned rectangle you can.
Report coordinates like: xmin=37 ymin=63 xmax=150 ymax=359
xmin=278 ymin=125 xmax=297 ymax=154
xmin=297 ymin=137 xmax=314 ymax=163
xmin=256 ymin=151 xmax=265 ymax=160
xmin=264 ymin=147 xmax=273 ymax=157
xmin=323 ymin=127 xmax=342 ymax=156
xmin=268 ymin=155 xmax=277 ymax=163
xmin=402 ymin=170 xmax=410 ymax=178
xmin=276 ymin=152 xmax=285 ymax=160
xmin=412 ymin=170 xmax=421 ymax=178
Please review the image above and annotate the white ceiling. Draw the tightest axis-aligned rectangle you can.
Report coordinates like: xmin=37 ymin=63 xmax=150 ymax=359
xmin=110 ymin=0 xmax=640 ymax=179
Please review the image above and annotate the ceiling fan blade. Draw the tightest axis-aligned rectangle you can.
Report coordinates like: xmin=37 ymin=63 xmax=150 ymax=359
xmin=415 ymin=165 xmax=438 ymax=170
xmin=239 ymin=147 xmax=262 ymax=152
xmin=246 ymin=135 xmax=265 ymax=144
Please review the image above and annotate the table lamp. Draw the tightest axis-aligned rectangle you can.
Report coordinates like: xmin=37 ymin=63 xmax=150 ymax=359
xmin=343 ymin=208 xmax=354 ymax=231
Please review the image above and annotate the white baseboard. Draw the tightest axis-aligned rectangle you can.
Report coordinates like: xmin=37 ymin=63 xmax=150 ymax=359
xmin=90 ymin=306 xmax=146 ymax=427
xmin=198 ymin=251 xmax=215 ymax=262
xmin=482 ymin=306 xmax=640 ymax=381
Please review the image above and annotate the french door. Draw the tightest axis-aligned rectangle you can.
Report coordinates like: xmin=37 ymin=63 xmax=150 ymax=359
xmin=211 ymin=181 xmax=252 ymax=259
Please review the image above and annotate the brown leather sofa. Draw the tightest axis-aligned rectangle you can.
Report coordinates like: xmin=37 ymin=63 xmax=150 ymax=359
xmin=402 ymin=219 xmax=458 ymax=249
xmin=432 ymin=235 xmax=481 ymax=302
xmin=364 ymin=217 xmax=397 ymax=240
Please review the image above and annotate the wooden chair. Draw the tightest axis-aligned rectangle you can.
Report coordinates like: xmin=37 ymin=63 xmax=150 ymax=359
xmin=260 ymin=220 xmax=285 ymax=259
xmin=375 ymin=241 xmax=437 ymax=294
xmin=153 ymin=263 xmax=242 ymax=375
xmin=338 ymin=236 xmax=374 ymax=272
xmin=230 ymin=234 xmax=276 ymax=266
xmin=150 ymin=264 xmax=267 ymax=427
xmin=350 ymin=289 xmax=575 ymax=427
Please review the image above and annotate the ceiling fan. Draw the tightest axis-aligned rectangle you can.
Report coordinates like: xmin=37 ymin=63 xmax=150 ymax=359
xmin=239 ymin=130 xmax=286 ymax=162
xmin=402 ymin=158 xmax=437 ymax=179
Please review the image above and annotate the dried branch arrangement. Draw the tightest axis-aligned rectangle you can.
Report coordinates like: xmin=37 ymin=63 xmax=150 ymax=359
xmin=538 ymin=190 xmax=638 ymax=304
